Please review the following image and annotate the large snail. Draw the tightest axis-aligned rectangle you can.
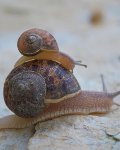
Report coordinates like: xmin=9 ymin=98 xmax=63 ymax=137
xmin=0 ymin=28 xmax=120 ymax=129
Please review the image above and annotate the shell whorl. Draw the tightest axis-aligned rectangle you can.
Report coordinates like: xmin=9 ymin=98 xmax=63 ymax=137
xmin=4 ymin=70 xmax=46 ymax=118
xmin=17 ymin=28 xmax=59 ymax=56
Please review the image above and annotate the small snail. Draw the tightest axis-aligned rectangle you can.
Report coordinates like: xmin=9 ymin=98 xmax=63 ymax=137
xmin=0 ymin=28 xmax=119 ymax=129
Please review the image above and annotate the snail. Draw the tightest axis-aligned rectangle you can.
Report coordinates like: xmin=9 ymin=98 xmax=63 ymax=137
xmin=0 ymin=28 xmax=120 ymax=129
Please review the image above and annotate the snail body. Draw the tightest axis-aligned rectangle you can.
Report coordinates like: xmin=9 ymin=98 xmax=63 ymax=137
xmin=14 ymin=50 xmax=77 ymax=71
xmin=0 ymin=28 xmax=120 ymax=129
xmin=1 ymin=90 xmax=120 ymax=129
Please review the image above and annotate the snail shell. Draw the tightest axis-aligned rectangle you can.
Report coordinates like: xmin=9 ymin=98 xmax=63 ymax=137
xmin=4 ymin=60 xmax=80 ymax=118
xmin=4 ymin=70 xmax=46 ymax=117
xmin=17 ymin=28 xmax=59 ymax=56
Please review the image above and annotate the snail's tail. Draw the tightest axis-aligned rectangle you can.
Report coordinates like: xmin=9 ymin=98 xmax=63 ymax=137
xmin=4 ymin=70 xmax=46 ymax=118
xmin=0 ymin=114 xmax=38 ymax=129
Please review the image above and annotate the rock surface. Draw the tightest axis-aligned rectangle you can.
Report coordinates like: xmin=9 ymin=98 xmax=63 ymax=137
xmin=28 ymin=115 xmax=120 ymax=150
xmin=0 ymin=0 xmax=120 ymax=150
xmin=0 ymin=127 xmax=34 ymax=150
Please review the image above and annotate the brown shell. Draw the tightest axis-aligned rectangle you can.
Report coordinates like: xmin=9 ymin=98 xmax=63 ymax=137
xmin=4 ymin=60 xmax=80 ymax=102
xmin=4 ymin=70 xmax=46 ymax=117
xmin=17 ymin=28 xmax=59 ymax=56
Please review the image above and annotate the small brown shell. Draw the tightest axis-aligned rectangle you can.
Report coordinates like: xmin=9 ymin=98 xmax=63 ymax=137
xmin=17 ymin=28 xmax=59 ymax=56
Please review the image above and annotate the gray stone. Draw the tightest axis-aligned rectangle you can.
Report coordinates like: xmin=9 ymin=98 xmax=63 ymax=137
xmin=28 ymin=115 xmax=120 ymax=150
xmin=0 ymin=127 xmax=34 ymax=150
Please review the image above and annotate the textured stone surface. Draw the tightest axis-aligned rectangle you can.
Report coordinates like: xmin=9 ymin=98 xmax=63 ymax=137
xmin=0 ymin=0 xmax=120 ymax=150
xmin=28 ymin=115 xmax=120 ymax=150
xmin=0 ymin=127 xmax=34 ymax=150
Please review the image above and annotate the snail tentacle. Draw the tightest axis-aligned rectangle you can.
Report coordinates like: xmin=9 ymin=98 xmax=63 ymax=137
xmin=74 ymin=61 xmax=87 ymax=68
xmin=100 ymin=74 xmax=107 ymax=92
xmin=109 ymin=91 xmax=120 ymax=98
